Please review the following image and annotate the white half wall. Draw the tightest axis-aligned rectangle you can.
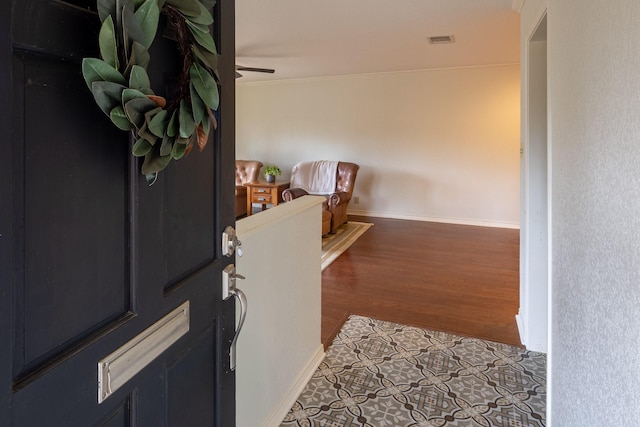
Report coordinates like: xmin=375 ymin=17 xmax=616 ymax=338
xmin=235 ymin=197 xmax=325 ymax=427
xmin=237 ymin=65 xmax=521 ymax=228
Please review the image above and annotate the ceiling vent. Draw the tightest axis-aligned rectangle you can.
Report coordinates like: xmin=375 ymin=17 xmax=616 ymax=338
xmin=428 ymin=35 xmax=455 ymax=44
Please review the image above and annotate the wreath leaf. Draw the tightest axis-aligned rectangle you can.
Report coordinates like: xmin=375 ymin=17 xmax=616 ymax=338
xmin=138 ymin=122 xmax=158 ymax=145
xmin=191 ymin=45 xmax=218 ymax=78
xmin=124 ymin=96 xmax=157 ymax=128
xmin=99 ymin=16 xmax=119 ymax=69
xmin=126 ymin=42 xmax=150 ymax=76
xmin=110 ymin=106 xmax=134 ymax=130
xmin=142 ymin=145 xmax=172 ymax=175
xmin=178 ymin=99 xmax=196 ymax=138
xmin=82 ymin=58 xmax=126 ymax=88
xmin=201 ymin=111 xmax=210 ymax=135
xmin=149 ymin=109 xmax=169 ymax=137
xmin=206 ymin=107 xmax=217 ymax=130
xmin=201 ymin=0 xmax=216 ymax=9
xmin=196 ymin=123 xmax=207 ymax=151
xmin=185 ymin=3 xmax=213 ymax=25
xmin=97 ymin=0 xmax=117 ymax=23
xmin=119 ymin=2 xmax=136 ymax=62
xmin=134 ymin=0 xmax=160 ymax=48
xmin=132 ymin=137 xmax=153 ymax=157
xmin=190 ymin=62 xmax=218 ymax=109
xmin=189 ymin=82 xmax=205 ymax=125
xmin=91 ymin=81 xmax=127 ymax=115
xmin=122 ymin=87 xmax=148 ymax=105
xmin=144 ymin=106 xmax=163 ymax=127
xmin=147 ymin=95 xmax=166 ymax=107
xmin=167 ymin=110 xmax=178 ymax=137
xmin=165 ymin=0 xmax=201 ymax=17
xmin=160 ymin=134 xmax=174 ymax=157
xmin=128 ymin=65 xmax=152 ymax=93
xmin=122 ymin=2 xmax=145 ymax=48
xmin=171 ymin=139 xmax=188 ymax=159
xmin=185 ymin=20 xmax=217 ymax=54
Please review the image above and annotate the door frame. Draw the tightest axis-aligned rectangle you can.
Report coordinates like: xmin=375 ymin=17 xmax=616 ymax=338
xmin=517 ymin=8 xmax=549 ymax=353
xmin=216 ymin=0 xmax=238 ymax=424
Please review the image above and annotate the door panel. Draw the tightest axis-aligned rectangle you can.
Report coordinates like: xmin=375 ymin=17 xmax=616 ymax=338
xmin=1 ymin=0 xmax=237 ymax=425
xmin=97 ymin=398 xmax=131 ymax=427
xmin=14 ymin=53 xmax=130 ymax=380
xmin=167 ymin=326 xmax=216 ymax=426
xmin=12 ymin=0 xmax=99 ymax=60
xmin=164 ymin=154 xmax=216 ymax=289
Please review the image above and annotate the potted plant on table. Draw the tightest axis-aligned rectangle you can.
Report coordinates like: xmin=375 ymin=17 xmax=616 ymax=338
xmin=263 ymin=165 xmax=281 ymax=183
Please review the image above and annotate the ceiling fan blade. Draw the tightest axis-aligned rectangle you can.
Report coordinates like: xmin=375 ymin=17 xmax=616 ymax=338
xmin=235 ymin=65 xmax=275 ymax=74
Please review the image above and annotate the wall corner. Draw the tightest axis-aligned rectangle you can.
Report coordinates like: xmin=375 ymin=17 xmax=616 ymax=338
xmin=512 ymin=0 xmax=525 ymax=12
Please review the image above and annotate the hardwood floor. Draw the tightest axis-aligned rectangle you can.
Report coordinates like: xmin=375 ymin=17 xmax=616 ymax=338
xmin=321 ymin=215 xmax=522 ymax=349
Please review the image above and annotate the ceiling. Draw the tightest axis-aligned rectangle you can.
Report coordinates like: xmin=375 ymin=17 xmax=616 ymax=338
xmin=235 ymin=0 xmax=520 ymax=83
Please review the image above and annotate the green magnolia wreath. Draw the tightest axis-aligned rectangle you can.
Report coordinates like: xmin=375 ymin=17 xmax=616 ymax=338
xmin=82 ymin=0 xmax=220 ymax=184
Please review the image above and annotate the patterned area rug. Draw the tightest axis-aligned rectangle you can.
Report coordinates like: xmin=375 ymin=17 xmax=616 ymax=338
xmin=321 ymin=222 xmax=372 ymax=271
xmin=281 ymin=315 xmax=546 ymax=427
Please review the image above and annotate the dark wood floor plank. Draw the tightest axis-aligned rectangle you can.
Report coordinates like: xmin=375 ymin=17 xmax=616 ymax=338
xmin=321 ymin=216 xmax=522 ymax=349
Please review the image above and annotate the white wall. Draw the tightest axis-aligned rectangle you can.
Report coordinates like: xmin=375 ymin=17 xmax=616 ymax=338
xmin=237 ymin=65 xmax=521 ymax=228
xmin=235 ymin=197 xmax=325 ymax=427
xmin=517 ymin=3 xmax=548 ymax=353
xmin=543 ymin=0 xmax=640 ymax=424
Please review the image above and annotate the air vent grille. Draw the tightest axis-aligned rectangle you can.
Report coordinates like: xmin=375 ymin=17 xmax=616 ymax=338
xmin=428 ymin=35 xmax=455 ymax=44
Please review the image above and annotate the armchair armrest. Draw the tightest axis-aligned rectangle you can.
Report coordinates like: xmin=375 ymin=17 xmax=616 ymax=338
xmin=282 ymin=187 xmax=309 ymax=202
xmin=328 ymin=191 xmax=351 ymax=208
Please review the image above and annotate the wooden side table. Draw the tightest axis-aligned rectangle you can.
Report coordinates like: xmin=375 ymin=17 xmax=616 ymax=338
xmin=244 ymin=180 xmax=290 ymax=216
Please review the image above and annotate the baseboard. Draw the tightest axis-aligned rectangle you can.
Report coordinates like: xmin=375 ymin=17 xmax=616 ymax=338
xmin=262 ymin=344 xmax=325 ymax=427
xmin=515 ymin=312 xmax=525 ymax=346
xmin=347 ymin=210 xmax=520 ymax=230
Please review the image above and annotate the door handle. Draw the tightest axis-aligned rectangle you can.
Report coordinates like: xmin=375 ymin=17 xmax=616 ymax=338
xmin=222 ymin=264 xmax=247 ymax=371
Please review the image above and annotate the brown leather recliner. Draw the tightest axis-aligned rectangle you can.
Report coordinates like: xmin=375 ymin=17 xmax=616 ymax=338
xmin=282 ymin=161 xmax=360 ymax=234
xmin=235 ymin=160 xmax=263 ymax=217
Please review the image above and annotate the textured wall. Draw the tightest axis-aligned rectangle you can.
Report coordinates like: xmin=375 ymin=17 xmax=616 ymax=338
xmin=548 ymin=0 xmax=640 ymax=424
xmin=236 ymin=65 xmax=521 ymax=228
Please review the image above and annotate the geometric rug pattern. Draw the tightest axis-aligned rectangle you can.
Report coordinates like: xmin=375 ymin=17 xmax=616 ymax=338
xmin=281 ymin=315 xmax=546 ymax=427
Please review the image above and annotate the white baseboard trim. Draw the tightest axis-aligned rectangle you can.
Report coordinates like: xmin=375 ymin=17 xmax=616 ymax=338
xmin=515 ymin=312 xmax=525 ymax=347
xmin=515 ymin=311 xmax=548 ymax=353
xmin=347 ymin=210 xmax=520 ymax=230
xmin=262 ymin=344 xmax=325 ymax=427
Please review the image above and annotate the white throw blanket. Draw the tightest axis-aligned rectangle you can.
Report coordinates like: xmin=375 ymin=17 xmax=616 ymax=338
xmin=290 ymin=160 xmax=338 ymax=194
